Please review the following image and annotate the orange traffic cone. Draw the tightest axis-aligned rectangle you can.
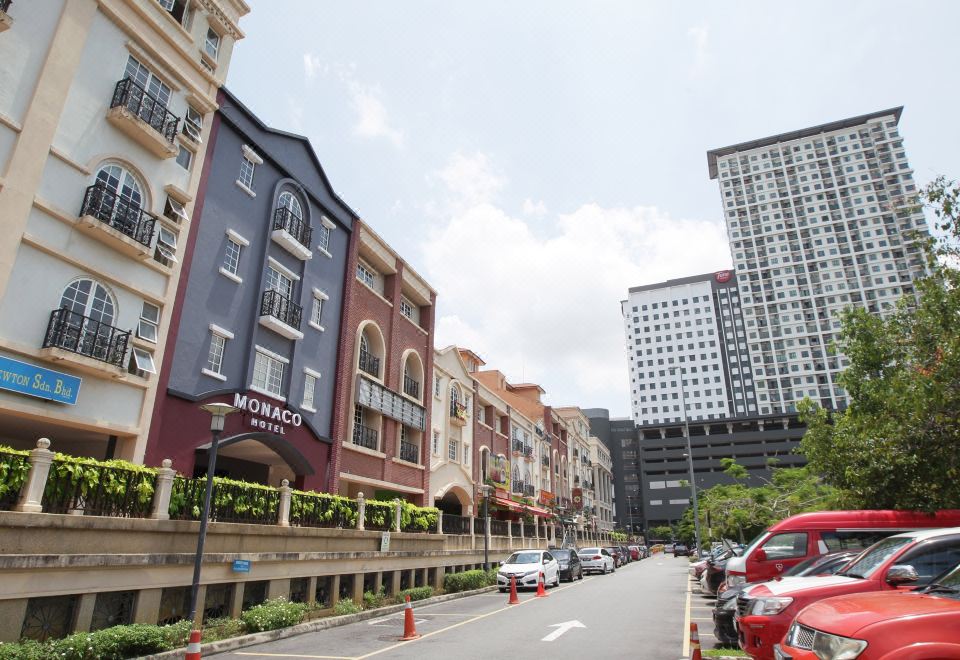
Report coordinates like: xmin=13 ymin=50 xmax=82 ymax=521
xmin=399 ymin=594 xmax=420 ymax=640
xmin=185 ymin=629 xmax=202 ymax=660
xmin=535 ymin=572 xmax=548 ymax=598
xmin=508 ymin=574 xmax=520 ymax=604
xmin=689 ymin=622 xmax=701 ymax=660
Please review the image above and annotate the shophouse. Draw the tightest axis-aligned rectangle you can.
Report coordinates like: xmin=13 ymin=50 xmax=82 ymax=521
xmin=589 ymin=435 xmax=614 ymax=533
xmin=429 ymin=345 xmax=476 ymax=515
xmin=556 ymin=406 xmax=594 ymax=528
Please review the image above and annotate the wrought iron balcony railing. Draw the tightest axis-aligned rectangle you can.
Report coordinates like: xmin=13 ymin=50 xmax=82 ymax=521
xmin=358 ymin=349 xmax=380 ymax=377
xmin=512 ymin=480 xmax=526 ymax=495
xmin=399 ymin=440 xmax=419 ymax=464
xmin=522 ymin=445 xmax=533 ymax=457
xmin=42 ymin=307 xmax=129 ymax=367
xmin=512 ymin=439 xmax=524 ymax=453
xmin=541 ymin=456 xmax=550 ymax=467
xmin=352 ymin=423 xmax=378 ymax=450
xmin=260 ymin=289 xmax=302 ymax=331
xmin=110 ymin=77 xmax=179 ymax=143
xmin=403 ymin=374 xmax=419 ymax=399
xmin=272 ymin=207 xmax=312 ymax=249
xmin=79 ymin=183 xmax=156 ymax=247
xmin=0 ymin=1 xmax=12 ymax=14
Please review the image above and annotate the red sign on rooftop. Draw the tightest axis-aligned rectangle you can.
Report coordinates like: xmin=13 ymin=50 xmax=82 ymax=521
xmin=715 ymin=270 xmax=733 ymax=283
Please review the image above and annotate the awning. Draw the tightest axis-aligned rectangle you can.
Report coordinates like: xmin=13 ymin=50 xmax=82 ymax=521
xmin=490 ymin=496 xmax=553 ymax=518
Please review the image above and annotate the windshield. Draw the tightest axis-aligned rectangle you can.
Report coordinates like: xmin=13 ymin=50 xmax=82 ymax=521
xmin=743 ymin=531 xmax=770 ymax=558
xmin=505 ymin=552 xmax=541 ymax=565
xmin=840 ymin=536 xmax=915 ymax=579
xmin=553 ymin=549 xmax=571 ymax=559
xmin=925 ymin=562 xmax=960 ymax=599
xmin=579 ymin=548 xmax=600 ymax=555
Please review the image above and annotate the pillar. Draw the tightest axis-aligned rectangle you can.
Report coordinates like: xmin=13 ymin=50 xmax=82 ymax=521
xmin=72 ymin=593 xmax=97 ymax=633
xmin=268 ymin=578 xmax=290 ymax=600
xmin=133 ymin=588 xmax=162 ymax=625
xmin=356 ymin=492 xmax=366 ymax=531
xmin=14 ymin=438 xmax=54 ymax=513
xmin=277 ymin=479 xmax=291 ymax=527
xmin=150 ymin=459 xmax=175 ymax=520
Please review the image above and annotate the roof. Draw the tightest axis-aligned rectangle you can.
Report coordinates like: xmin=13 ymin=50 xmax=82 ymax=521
xmin=768 ymin=510 xmax=960 ymax=533
xmin=626 ymin=271 xmax=735 ymax=295
xmin=706 ymin=106 xmax=903 ymax=179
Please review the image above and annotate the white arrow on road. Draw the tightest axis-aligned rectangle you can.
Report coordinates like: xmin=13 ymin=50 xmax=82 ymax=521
xmin=541 ymin=620 xmax=586 ymax=642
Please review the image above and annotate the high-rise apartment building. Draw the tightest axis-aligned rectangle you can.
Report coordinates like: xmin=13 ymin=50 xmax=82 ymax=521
xmin=622 ymin=270 xmax=756 ymax=426
xmin=707 ymin=107 xmax=928 ymax=415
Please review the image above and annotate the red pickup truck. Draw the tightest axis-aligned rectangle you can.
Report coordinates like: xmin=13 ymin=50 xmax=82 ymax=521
xmin=735 ymin=527 xmax=960 ymax=660
xmin=775 ymin=560 xmax=960 ymax=659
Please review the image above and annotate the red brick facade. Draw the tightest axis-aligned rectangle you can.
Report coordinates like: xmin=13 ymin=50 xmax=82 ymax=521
xmin=329 ymin=222 xmax=435 ymax=505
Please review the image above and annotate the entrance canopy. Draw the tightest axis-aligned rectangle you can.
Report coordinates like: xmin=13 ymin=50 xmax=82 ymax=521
xmin=491 ymin=496 xmax=553 ymax=518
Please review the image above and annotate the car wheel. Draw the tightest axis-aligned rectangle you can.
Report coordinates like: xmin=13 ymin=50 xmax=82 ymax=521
xmin=498 ymin=588 xmax=506 ymax=593
xmin=578 ymin=567 xmax=583 ymax=580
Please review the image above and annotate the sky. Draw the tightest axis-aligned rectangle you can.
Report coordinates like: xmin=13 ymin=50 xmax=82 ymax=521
xmin=226 ymin=1 xmax=960 ymax=417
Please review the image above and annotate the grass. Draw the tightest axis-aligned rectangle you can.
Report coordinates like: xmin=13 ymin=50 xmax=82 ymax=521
xmin=703 ymin=648 xmax=748 ymax=657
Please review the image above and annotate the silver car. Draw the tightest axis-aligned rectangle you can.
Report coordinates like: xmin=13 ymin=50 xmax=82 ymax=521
xmin=577 ymin=547 xmax=615 ymax=574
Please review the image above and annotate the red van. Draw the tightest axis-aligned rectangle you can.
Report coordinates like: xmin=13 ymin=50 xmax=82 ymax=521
xmin=724 ymin=510 xmax=960 ymax=590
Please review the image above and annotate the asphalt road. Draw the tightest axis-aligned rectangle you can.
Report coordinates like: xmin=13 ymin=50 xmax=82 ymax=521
xmin=210 ymin=554 xmax=699 ymax=660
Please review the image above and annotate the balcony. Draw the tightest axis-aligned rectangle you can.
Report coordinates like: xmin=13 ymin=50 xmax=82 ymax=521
xmin=403 ymin=374 xmax=420 ymax=399
xmin=450 ymin=401 xmax=468 ymax=426
xmin=541 ymin=456 xmax=550 ymax=468
xmin=358 ymin=349 xmax=380 ymax=378
xmin=512 ymin=439 xmax=524 ymax=454
xmin=522 ymin=445 xmax=533 ymax=459
xmin=40 ymin=308 xmax=129 ymax=375
xmin=0 ymin=0 xmax=11 ymax=32
xmin=399 ymin=440 xmax=419 ymax=464
xmin=258 ymin=290 xmax=303 ymax=340
xmin=271 ymin=207 xmax=313 ymax=260
xmin=352 ymin=423 xmax=379 ymax=451
xmin=75 ymin=183 xmax=157 ymax=259
xmin=523 ymin=484 xmax=535 ymax=497
xmin=106 ymin=78 xmax=179 ymax=158
xmin=512 ymin=481 xmax=526 ymax=495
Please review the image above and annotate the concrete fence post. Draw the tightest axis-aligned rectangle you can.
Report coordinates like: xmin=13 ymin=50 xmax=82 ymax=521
xmin=277 ymin=479 xmax=292 ymax=527
xmin=436 ymin=510 xmax=443 ymax=535
xmin=393 ymin=499 xmax=401 ymax=533
xmin=150 ymin=459 xmax=175 ymax=520
xmin=519 ymin=518 xmax=524 ymax=541
xmin=356 ymin=492 xmax=366 ymax=531
xmin=14 ymin=438 xmax=54 ymax=513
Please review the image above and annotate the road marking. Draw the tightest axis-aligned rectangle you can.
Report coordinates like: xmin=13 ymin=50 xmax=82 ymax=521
xmin=541 ymin=620 xmax=586 ymax=642
xmin=236 ymin=654 xmax=354 ymax=659
xmin=682 ymin=578 xmax=691 ymax=657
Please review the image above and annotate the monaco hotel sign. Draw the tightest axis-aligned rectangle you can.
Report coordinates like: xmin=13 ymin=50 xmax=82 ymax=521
xmin=233 ymin=392 xmax=303 ymax=434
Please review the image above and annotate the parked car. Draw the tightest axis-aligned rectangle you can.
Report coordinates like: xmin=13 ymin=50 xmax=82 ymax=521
xmin=724 ymin=509 xmax=960 ymax=590
xmin=604 ymin=546 xmax=625 ymax=567
xmin=551 ymin=548 xmax=584 ymax=582
xmin=637 ymin=545 xmax=649 ymax=559
xmin=775 ymin=560 xmax=960 ymax=660
xmin=665 ymin=543 xmax=675 ymax=554
xmin=578 ymin=547 xmax=616 ymax=574
xmin=674 ymin=543 xmax=691 ymax=557
xmin=735 ymin=527 xmax=960 ymax=660
xmin=619 ymin=545 xmax=632 ymax=563
xmin=628 ymin=545 xmax=642 ymax=561
xmin=703 ymin=549 xmax=740 ymax=596
xmin=496 ymin=549 xmax=560 ymax=592
xmin=712 ymin=550 xmax=859 ymax=647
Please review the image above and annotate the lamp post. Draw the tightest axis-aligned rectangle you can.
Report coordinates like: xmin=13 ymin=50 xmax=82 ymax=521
xmin=480 ymin=483 xmax=492 ymax=570
xmin=671 ymin=367 xmax=702 ymax=557
xmin=187 ymin=402 xmax=238 ymax=629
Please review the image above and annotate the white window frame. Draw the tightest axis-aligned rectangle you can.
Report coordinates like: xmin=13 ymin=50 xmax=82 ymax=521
xmin=156 ymin=225 xmax=178 ymax=263
xmin=448 ymin=438 xmax=458 ymax=462
xmin=251 ymin=347 xmax=287 ymax=400
xmin=131 ymin=348 xmax=157 ymax=374
xmin=356 ymin=260 xmax=375 ymax=287
xmin=238 ymin=155 xmax=255 ymax=190
xmin=176 ymin=145 xmax=192 ymax=171
xmin=201 ymin=324 xmax=233 ymax=381
xmin=183 ymin=106 xmax=203 ymax=143
xmin=301 ymin=368 xmax=320 ymax=412
xmin=309 ymin=288 xmax=328 ymax=331
xmin=399 ymin=297 xmax=414 ymax=319
xmin=265 ymin=264 xmax=294 ymax=300
xmin=432 ymin=430 xmax=440 ymax=455
xmin=163 ymin=196 xmax=189 ymax=224
xmin=204 ymin=27 xmax=221 ymax=61
xmin=137 ymin=302 xmax=160 ymax=343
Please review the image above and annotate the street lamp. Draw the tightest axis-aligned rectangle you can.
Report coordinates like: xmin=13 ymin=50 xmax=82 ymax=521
xmin=187 ymin=402 xmax=238 ymax=629
xmin=670 ymin=367 xmax=702 ymax=557
xmin=480 ymin=483 xmax=493 ymax=570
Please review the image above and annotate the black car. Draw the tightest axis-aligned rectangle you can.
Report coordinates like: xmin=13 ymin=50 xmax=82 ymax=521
xmin=603 ymin=546 xmax=624 ymax=568
xmin=551 ymin=548 xmax=584 ymax=582
xmin=711 ymin=550 xmax=859 ymax=646
xmin=673 ymin=543 xmax=690 ymax=557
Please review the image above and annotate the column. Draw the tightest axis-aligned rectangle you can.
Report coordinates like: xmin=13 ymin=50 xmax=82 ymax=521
xmin=14 ymin=438 xmax=54 ymax=513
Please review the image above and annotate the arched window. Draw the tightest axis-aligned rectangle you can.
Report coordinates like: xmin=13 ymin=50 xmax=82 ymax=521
xmin=60 ymin=279 xmax=116 ymax=326
xmin=278 ymin=191 xmax=303 ymax=219
xmin=450 ymin=385 xmax=460 ymax=406
xmin=95 ymin=164 xmax=144 ymax=207
xmin=50 ymin=279 xmax=123 ymax=364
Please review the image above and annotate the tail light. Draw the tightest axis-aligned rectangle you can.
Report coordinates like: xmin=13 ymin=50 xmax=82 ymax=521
xmin=593 ymin=555 xmax=602 ymax=560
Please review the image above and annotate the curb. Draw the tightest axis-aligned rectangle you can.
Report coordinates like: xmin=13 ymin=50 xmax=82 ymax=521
xmin=138 ymin=585 xmax=498 ymax=659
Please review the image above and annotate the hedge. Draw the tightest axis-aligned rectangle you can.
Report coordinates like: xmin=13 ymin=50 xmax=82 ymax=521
xmin=395 ymin=586 xmax=433 ymax=603
xmin=443 ymin=569 xmax=497 ymax=593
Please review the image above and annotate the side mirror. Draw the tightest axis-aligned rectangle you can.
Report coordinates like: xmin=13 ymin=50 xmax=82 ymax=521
xmin=754 ymin=548 xmax=767 ymax=562
xmin=886 ymin=564 xmax=919 ymax=586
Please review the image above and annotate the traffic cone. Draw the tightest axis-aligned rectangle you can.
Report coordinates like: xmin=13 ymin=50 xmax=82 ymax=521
xmin=689 ymin=622 xmax=701 ymax=660
xmin=399 ymin=595 xmax=420 ymax=641
xmin=184 ymin=629 xmax=202 ymax=660
xmin=535 ymin=572 xmax=548 ymax=597
xmin=508 ymin=574 xmax=520 ymax=604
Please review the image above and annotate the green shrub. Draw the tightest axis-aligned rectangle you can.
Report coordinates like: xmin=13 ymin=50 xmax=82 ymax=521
xmin=332 ymin=599 xmax=362 ymax=615
xmin=240 ymin=598 xmax=307 ymax=633
xmin=395 ymin=586 xmax=433 ymax=603
xmin=0 ymin=639 xmax=47 ymax=660
xmin=443 ymin=569 xmax=492 ymax=593
xmin=362 ymin=588 xmax=387 ymax=609
xmin=201 ymin=617 xmax=246 ymax=642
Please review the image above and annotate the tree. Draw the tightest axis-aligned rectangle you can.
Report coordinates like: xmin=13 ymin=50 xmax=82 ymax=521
xmin=799 ymin=178 xmax=960 ymax=510
xmin=648 ymin=524 xmax=673 ymax=541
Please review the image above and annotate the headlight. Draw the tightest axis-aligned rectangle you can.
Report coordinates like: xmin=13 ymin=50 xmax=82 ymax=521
xmin=727 ymin=574 xmax=747 ymax=587
xmin=497 ymin=571 xmax=507 ymax=578
xmin=721 ymin=597 xmax=738 ymax=611
xmin=523 ymin=569 xmax=539 ymax=577
xmin=812 ymin=631 xmax=867 ymax=660
xmin=750 ymin=597 xmax=793 ymax=615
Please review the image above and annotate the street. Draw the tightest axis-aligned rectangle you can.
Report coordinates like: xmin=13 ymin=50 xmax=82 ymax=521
xmin=210 ymin=555 xmax=697 ymax=660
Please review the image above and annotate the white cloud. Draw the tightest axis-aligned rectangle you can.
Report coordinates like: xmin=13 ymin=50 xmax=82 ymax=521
xmin=687 ymin=23 xmax=710 ymax=75
xmin=421 ymin=154 xmax=731 ymax=415
xmin=522 ymin=198 xmax=548 ymax=217
xmin=432 ymin=151 xmax=505 ymax=209
xmin=302 ymin=53 xmax=326 ymax=80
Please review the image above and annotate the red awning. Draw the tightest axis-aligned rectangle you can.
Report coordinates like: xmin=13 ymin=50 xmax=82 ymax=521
xmin=491 ymin=496 xmax=553 ymax=518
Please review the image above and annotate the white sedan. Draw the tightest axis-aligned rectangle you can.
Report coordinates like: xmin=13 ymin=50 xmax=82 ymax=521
xmin=578 ymin=547 xmax=615 ymax=574
xmin=497 ymin=549 xmax=561 ymax=591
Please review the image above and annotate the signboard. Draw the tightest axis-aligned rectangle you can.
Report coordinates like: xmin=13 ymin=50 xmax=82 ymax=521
xmin=380 ymin=532 xmax=390 ymax=552
xmin=233 ymin=392 xmax=302 ymax=435
xmin=715 ymin=270 xmax=733 ymax=283
xmin=356 ymin=375 xmax=425 ymax=430
xmin=0 ymin=356 xmax=81 ymax=405
xmin=538 ymin=490 xmax=555 ymax=507
xmin=572 ymin=488 xmax=583 ymax=511
xmin=232 ymin=559 xmax=251 ymax=573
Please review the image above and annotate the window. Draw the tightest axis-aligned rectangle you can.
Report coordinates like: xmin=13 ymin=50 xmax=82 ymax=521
xmin=124 ymin=55 xmax=171 ymax=109
xmin=137 ymin=302 xmax=160 ymax=343
xmin=356 ymin=261 xmax=375 ymax=287
xmin=183 ymin=106 xmax=203 ymax=143
xmin=129 ymin=347 xmax=157 ymax=376
xmin=163 ymin=196 xmax=188 ymax=224
xmin=157 ymin=0 xmax=191 ymax=27
xmin=761 ymin=532 xmax=809 ymax=560
xmin=265 ymin=266 xmax=293 ymax=299
xmin=238 ymin=154 xmax=256 ymax=190
xmin=432 ymin=430 xmax=440 ymax=455
xmin=448 ymin=438 xmax=458 ymax=461
xmin=252 ymin=350 xmax=285 ymax=397
xmin=222 ymin=238 xmax=242 ymax=276
xmin=463 ymin=443 xmax=470 ymax=465
xmin=204 ymin=28 xmax=221 ymax=61
xmin=206 ymin=334 xmax=226 ymax=376
xmin=310 ymin=292 xmax=325 ymax=328
xmin=434 ymin=375 xmax=441 ymax=397
xmin=317 ymin=221 xmax=332 ymax=253
xmin=176 ymin=145 xmax=192 ymax=170
xmin=302 ymin=371 xmax=317 ymax=410
xmin=155 ymin=225 xmax=178 ymax=266
xmin=399 ymin=297 xmax=414 ymax=319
